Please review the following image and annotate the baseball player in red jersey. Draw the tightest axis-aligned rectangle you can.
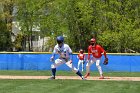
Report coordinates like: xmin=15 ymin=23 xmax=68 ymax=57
xmin=84 ymin=38 xmax=108 ymax=79
xmin=77 ymin=49 xmax=85 ymax=72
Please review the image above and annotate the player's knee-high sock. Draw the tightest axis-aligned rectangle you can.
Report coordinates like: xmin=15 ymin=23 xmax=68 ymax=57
xmin=51 ymin=68 xmax=56 ymax=77
xmin=76 ymin=70 xmax=83 ymax=77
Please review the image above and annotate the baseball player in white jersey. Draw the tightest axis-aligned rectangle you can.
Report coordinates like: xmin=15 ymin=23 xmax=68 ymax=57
xmin=50 ymin=36 xmax=85 ymax=80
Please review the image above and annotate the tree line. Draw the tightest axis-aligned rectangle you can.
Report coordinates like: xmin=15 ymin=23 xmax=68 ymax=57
xmin=0 ymin=0 xmax=140 ymax=53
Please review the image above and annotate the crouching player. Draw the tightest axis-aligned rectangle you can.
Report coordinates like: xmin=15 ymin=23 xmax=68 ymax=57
xmin=50 ymin=36 xmax=85 ymax=80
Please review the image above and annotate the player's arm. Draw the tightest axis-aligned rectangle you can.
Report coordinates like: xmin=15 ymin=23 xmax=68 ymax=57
xmin=50 ymin=47 xmax=57 ymax=62
xmin=102 ymin=50 xmax=107 ymax=58
xmin=100 ymin=46 xmax=107 ymax=58
xmin=103 ymin=50 xmax=108 ymax=65
xmin=100 ymin=46 xmax=108 ymax=65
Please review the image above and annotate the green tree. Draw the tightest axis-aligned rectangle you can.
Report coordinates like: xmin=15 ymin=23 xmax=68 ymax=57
xmin=0 ymin=0 xmax=13 ymax=51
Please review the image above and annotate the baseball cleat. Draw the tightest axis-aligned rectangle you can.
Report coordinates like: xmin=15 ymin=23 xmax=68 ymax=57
xmin=99 ymin=76 xmax=104 ymax=79
xmin=49 ymin=76 xmax=55 ymax=80
xmin=81 ymin=76 xmax=86 ymax=80
xmin=82 ymin=77 xmax=86 ymax=80
xmin=84 ymin=73 xmax=90 ymax=78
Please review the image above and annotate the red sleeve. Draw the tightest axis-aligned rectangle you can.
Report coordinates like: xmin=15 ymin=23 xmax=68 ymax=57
xmin=103 ymin=50 xmax=107 ymax=58
xmin=99 ymin=45 xmax=107 ymax=58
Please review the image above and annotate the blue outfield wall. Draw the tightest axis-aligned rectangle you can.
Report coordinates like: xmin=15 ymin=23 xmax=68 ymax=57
xmin=0 ymin=53 xmax=140 ymax=72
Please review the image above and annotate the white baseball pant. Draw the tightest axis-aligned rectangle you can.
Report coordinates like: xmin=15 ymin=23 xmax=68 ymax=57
xmin=51 ymin=58 xmax=78 ymax=73
xmin=77 ymin=60 xmax=84 ymax=72
xmin=86 ymin=57 xmax=103 ymax=75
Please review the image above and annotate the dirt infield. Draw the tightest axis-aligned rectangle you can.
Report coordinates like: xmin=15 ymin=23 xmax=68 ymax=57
xmin=0 ymin=75 xmax=140 ymax=81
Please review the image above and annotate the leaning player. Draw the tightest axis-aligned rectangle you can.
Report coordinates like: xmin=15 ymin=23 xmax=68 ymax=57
xmin=50 ymin=36 xmax=85 ymax=80
xmin=77 ymin=49 xmax=86 ymax=72
xmin=84 ymin=38 xmax=108 ymax=79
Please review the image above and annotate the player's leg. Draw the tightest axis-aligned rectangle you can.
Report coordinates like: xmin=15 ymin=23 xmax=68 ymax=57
xmin=77 ymin=60 xmax=81 ymax=70
xmin=81 ymin=60 xmax=84 ymax=72
xmin=50 ymin=59 xmax=64 ymax=79
xmin=95 ymin=58 xmax=104 ymax=79
xmin=84 ymin=59 xmax=95 ymax=78
xmin=65 ymin=60 xmax=85 ymax=80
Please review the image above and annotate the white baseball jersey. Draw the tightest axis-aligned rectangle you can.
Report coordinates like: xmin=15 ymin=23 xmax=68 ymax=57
xmin=53 ymin=44 xmax=72 ymax=59
xmin=51 ymin=43 xmax=78 ymax=73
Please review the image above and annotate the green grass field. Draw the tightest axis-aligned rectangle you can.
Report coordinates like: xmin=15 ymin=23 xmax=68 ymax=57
xmin=0 ymin=70 xmax=140 ymax=77
xmin=0 ymin=70 xmax=140 ymax=93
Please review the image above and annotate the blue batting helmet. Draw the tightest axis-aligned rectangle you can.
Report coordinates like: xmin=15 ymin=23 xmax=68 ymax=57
xmin=56 ymin=36 xmax=64 ymax=44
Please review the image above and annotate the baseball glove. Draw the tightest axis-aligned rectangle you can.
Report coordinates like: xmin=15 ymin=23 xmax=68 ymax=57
xmin=103 ymin=58 xmax=108 ymax=65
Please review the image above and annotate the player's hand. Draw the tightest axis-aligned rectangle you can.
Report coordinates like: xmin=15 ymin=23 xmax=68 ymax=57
xmin=70 ymin=60 xmax=72 ymax=64
xmin=50 ymin=57 xmax=54 ymax=62
xmin=103 ymin=58 xmax=108 ymax=65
